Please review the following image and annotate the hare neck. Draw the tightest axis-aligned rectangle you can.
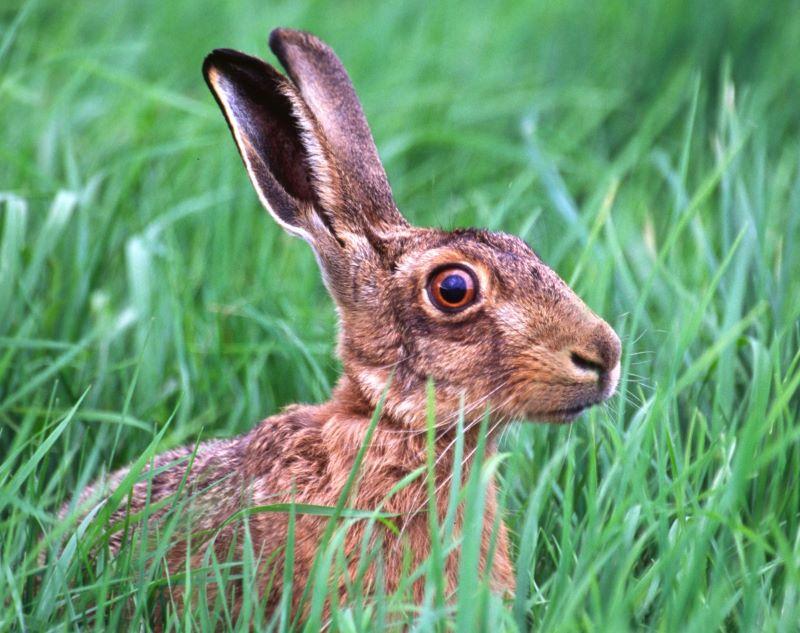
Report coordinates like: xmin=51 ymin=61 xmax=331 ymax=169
xmin=324 ymin=374 xmax=509 ymax=590
xmin=328 ymin=374 xmax=497 ymax=466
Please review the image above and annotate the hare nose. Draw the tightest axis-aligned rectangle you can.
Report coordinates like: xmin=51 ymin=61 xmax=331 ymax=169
xmin=569 ymin=324 xmax=621 ymax=380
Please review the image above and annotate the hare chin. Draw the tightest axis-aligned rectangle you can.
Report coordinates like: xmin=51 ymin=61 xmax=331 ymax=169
xmin=537 ymin=362 xmax=621 ymax=423
xmin=534 ymin=404 xmax=594 ymax=424
xmin=527 ymin=394 xmax=609 ymax=424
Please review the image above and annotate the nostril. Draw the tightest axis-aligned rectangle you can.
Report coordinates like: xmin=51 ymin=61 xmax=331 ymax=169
xmin=570 ymin=351 xmax=605 ymax=376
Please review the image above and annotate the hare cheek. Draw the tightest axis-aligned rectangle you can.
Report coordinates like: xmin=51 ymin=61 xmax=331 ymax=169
xmin=494 ymin=304 xmax=534 ymax=343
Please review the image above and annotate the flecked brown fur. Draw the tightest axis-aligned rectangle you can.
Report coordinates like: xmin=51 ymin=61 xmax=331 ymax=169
xmin=55 ymin=28 xmax=621 ymax=623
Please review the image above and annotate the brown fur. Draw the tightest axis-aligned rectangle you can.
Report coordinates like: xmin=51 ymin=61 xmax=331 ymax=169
xmin=54 ymin=28 xmax=621 ymax=623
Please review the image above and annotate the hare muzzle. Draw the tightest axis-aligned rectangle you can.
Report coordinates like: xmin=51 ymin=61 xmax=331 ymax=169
xmin=564 ymin=320 xmax=622 ymax=398
xmin=537 ymin=315 xmax=621 ymax=422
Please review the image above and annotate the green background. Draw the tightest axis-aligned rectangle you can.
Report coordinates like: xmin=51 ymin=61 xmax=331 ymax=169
xmin=2 ymin=0 xmax=799 ymax=630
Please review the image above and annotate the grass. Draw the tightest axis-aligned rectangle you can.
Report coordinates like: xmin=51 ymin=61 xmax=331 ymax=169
xmin=2 ymin=0 xmax=800 ymax=629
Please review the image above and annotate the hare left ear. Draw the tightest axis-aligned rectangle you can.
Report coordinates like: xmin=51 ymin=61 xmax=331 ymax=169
xmin=203 ymin=48 xmax=343 ymax=243
xmin=269 ymin=28 xmax=409 ymax=234
xmin=203 ymin=44 xmax=401 ymax=306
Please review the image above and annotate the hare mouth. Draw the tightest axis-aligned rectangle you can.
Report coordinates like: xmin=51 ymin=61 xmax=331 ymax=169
xmin=536 ymin=401 xmax=598 ymax=423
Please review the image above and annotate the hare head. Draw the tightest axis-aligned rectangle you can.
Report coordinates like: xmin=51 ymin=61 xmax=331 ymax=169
xmin=204 ymin=29 xmax=621 ymax=430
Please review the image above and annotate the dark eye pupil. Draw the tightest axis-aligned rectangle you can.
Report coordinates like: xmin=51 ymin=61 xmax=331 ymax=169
xmin=439 ymin=274 xmax=467 ymax=303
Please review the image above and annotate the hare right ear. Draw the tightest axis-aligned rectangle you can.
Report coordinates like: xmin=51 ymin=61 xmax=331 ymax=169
xmin=203 ymin=49 xmax=340 ymax=244
xmin=268 ymin=29 xmax=408 ymax=234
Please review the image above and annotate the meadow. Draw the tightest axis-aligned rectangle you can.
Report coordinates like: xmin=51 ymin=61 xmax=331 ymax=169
xmin=1 ymin=0 xmax=800 ymax=630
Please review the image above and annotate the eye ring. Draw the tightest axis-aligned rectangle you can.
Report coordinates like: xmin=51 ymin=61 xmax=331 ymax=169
xmin=426 ymin=265 xmax=478 ymax=313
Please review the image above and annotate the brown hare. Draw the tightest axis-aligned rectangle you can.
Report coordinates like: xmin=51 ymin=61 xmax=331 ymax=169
xmin=62 ymin=27 xmax=621 ymax=621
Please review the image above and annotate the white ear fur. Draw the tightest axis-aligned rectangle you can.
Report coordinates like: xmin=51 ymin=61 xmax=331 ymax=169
xmin=276 ymin=82 xmax=344 ymax=227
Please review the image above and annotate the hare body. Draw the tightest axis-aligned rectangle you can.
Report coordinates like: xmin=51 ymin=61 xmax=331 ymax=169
xmin=79 ymin=377 xmax=513 ymax=615
xmin=59 ymin=28 xmax=620 ymax=621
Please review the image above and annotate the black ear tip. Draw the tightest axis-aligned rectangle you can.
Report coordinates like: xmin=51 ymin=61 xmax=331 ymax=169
xmin=204 ymin=48 xmax=246 ymax=65
xmin=268 ymin=28 xmax=288 ymax=48
xmin=269 ymin=27 xmax=325 ymax=57
xmin=269 ymin=27 xmax=297 ymax=49
xmin=203 ymin=48 xmax=281 ymax=88
xmin=268 ymin=31 xmax=283 ymax=59
xmin=202 ymin=48 xmax=238 ymax=79
xmin=202 ymin=51 xmax=219 ymax=78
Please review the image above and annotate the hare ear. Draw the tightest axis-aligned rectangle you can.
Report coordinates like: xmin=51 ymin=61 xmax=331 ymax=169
xmin=269 ymin=28 xmax=409 ymax=233
xmin=203 ymin=49 xmax=341 ymax=243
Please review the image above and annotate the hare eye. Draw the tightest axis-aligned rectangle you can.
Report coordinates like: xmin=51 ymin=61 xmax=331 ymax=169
xmin=427 ymin=266 xmax=477 ymax=312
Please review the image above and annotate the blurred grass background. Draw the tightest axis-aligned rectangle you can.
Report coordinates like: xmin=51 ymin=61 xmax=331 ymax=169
xmin=2 ymin=0 xmax=800 ymax=630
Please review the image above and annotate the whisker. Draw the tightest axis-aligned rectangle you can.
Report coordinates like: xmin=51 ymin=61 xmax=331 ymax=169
xmin=403 ymin=412 xmax=510 ymax=527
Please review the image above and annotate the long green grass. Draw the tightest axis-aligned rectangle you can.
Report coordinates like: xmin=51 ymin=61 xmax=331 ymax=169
xmin=2 ymin=0 xmax=800 ymax=630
